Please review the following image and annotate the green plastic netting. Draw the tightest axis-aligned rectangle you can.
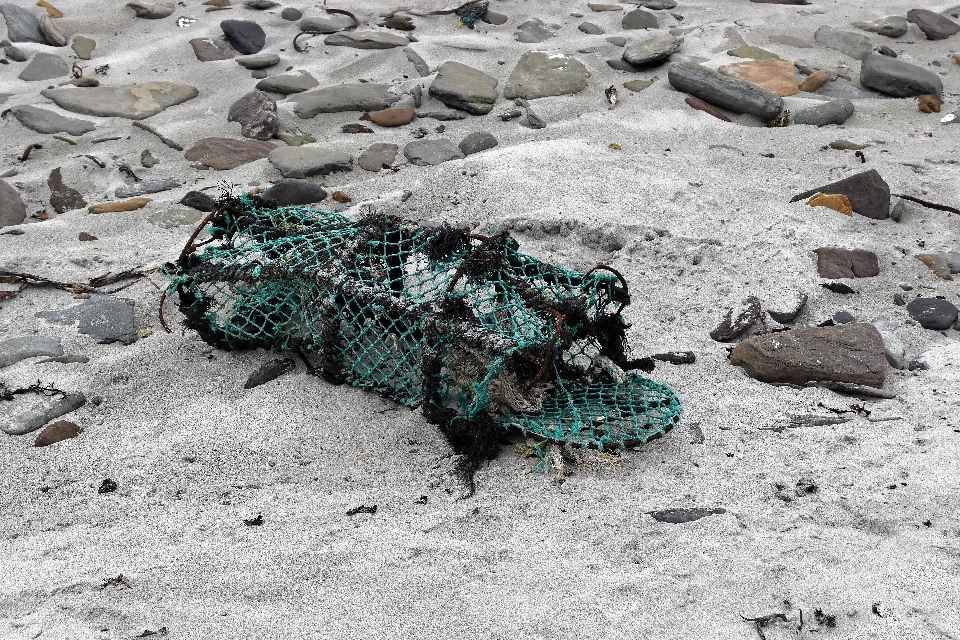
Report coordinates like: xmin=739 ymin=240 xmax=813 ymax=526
xmin=165 ymin=195 xmax=681 ymax=455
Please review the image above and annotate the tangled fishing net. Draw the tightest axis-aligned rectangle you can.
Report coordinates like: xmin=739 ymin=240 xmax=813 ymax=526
xmin=165 ymin=195 xmax=681 ymax=483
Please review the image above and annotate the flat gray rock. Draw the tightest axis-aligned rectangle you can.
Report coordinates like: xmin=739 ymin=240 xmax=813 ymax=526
xmin=515 ymin=18 xmax=560 ymax=43
xmin=1 ymin=392 xmax=86 ymax=436
xmin=237 ymin=53 xmax=279 ymax=69
xmin=852 ymin=16 xmax=908 ymax=38
xmin=228 ymin=90 xmax=279 ymax=140
xmin=19 ymin=53 xmax=70 ymax=81
xmin=184 ymin=137 xmax=276 ymax=170
xmin=190 ymin=37 xmax=236 ymax=61
xmin=0 ymin=179 xmax=26 ymax=227
xmin=39 ymin=13 xmax=67 ymax=47
xmin=261 ymin=179 xmax=327 ymax=205
xmin=814 ymin=25 xmax=872 ymax=60
xmin=623 ymin=33 xmax=682 ymax=65
xmin=268 ymin=147 xmax=353 ymax=178
xmin=416 ymin=108 xmax=467 ymax=121
xmin=667 ymin=61 xmax=783 ymax=121
xmin=256 ymin=72 xmax=319 ymax=95
xmin=358 ymin=142 xmax=399 ymax=171
xmin=622 ymin=8 xmax=658 ymax=30
xmin=291 ymin=83 xmax=398 ymax=118
xmin=11 ymin=105 xmax=96 ymax=136
xmin=324 ymin=30 xmax=408 ymax=49
xmin=945 ymin=252 xmax=960 ymax=275
xmin=503 ymin=51 xmax=589 ymax=100
xmin=115 ymin=177 xmax=181 ymax=198
xmin=768 ymin=34 xmax=813 ymax=48
xmin=37 ymin=296 xmax=138 ymax=344
xmin=429 ymin=61 xmax=499 ymax=115
xmin=860 ymin=53 xmax=942 ymax=97
xmin=72 ymin=35 xmax=96 ymax=59
xmin=578 ymin=22 xmax=604 ymax=35
xmin=0 ymin=3 xmax=47 ymax=43
xmin=2 ymin=38 xmax=27 ymax=61
xmin=458 ymin=131 xmax=498 ymax=156
xmin=0 ymin=336 xmax=64 ymax=368
xmin=404 ymin=138 xmax=465 ymax=166
xmin=907 ymin=9 xmax=960 ymax=40
xmin=792 ymin=98 xmax=854 ymax=126
xmin=299 ymin=14 xmax=356 ymax=33
xmin=41 ymin=82 xmax=200 ymax=120
xmin=405 ymin=48 xmax=430 ymax=76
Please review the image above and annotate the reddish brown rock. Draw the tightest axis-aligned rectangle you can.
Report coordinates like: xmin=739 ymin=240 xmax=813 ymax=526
xmin=799 ymin=70 xmax=829 ymax=92
xmin=34 ymin=420 xmax=82 ymax=447
xmin=184 ymin=137 xmax=277 ymax=170
xmin=88 ymin=198 xmax=151 ymax=213
xmin=730 ymin=324 xmax=886 ymax=388
xmin=48 ymin=167 xmax=87 ymax=214
xmin=717 ymin=59 xmax=799 ymax=96
xmin=918 ymin=94 xmax=944 ymax=113
xmin=685 ymin=96 xmax=732 ymax=122
xmin=364 ymin=107 xmax=415 ymax=127
xmin=814 ymin=247 xmax=880 ymax=279
xmin=917 ymin=254 xmax=952 ymax=280
xmin=710 ymin=296 xmax=761 ymax=342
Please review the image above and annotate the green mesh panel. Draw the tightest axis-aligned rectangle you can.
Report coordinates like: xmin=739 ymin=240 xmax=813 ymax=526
xmin=166 ymin=195 xmax=681 ymax=451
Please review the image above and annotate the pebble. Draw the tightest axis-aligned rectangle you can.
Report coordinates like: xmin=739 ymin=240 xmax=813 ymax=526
xmin=88 ymin=198 xmax=150 ymax=213
xmin=791 ymin=169 xmax=890 ymax=220
xmin=41 ymin=82 xmax=199 ymax=119
xmin=710 ymin=296 xmax=761 ymax=342
xmin=578 ymin=22 xmax=604 ymax=35
xmin=0 ymin=335 xmax=63 ymax=368
xmin=357 ymin=142 xmax=399 ymax=171
xmin=907 ymin=9 xmax=960 ymax=40
xmin=852 ymin=16 xmax=908 ymax=38
xmin=515 ymin=18 xmax=560 ymax=43
xmin=860 ymin=53 xmax=943 ymax=98
xmin=380 ymin=15 xmax=414 ymax=31
xmin=365 ymin=107 xmax=415 ymax=127
xmin=0 ymin=179 xmax=26 ymax=227
xmin=717 ymin=58 xmax=799 ymax=96
xmin=280 ymin=7 xmax=301 ymax=21
xmin=190 ymin=37 xmax=236 ymax=61
xmin=1 ymin=392 xmax=86 ymax=436
xmin=623 ymin=33 xmax=682 ymax=65
xmin=503 ymin=51 xmax=589 ymax=100
xmin=141 ymin=149 xmax=157 ymax=167
xmin=148 ymin=207 xmax=202 ymax=228
xmin=267 ymin=147 xmax=353 ymax=178
xmin=730 ymin=324 xmax=886 ymax=388
xmin=115 ymin=177 xmax=181 ymax=198
xmin=798 ymin=70 xmax=829 ymax=92
xmin=667 ymin=60 xmax=784 ymax=121
xmin=832 ymin=310 xmax=856 ymax=324
xmin=606 ymin=36 xmax=627 ymax=47
xmin=792 ymin=98 xmax=855 ymax=126
xmin=48 ymin=167 xmax=87 ymax=213
xmin=324 ymin=30 xmax=408 ymax=49
xmin=127 ymin=1 xmax=174 ymax=18
xmin=256 ymin=72 xmax=319 ymax=95
xmin=291 ymin=83 xmax=398 ymax=118
xmin=1 ymin=38 xmax=28 ymax=61
xmin=405 ymin=48 xmax=430 ymax=77
xmin=916 ymin=254 xmax=952 ymax=280
xmin=261 ymin=179 xmax=328 ymax=205
xmin=37 ymin=296 xmax=138 ymax=344
xmin=917 ymin=94 xmax=943 ymax=113
xmin=244 ymin=0 xmax=278 ymax=8
xmin=38 ymin=13 xmax=67 ymax=47
xmin=228 ymin=90 xmax=279 ymax=140
xmin=11 ymin=105 xmax=96 ymax=136
xmin=767 ymin=291 xmax=807 ymax=324
xmin=19 ymin=52 xmax=70 ymax=81
xmin=237 ymin=53 xmax=279 ymax=69
xmin=403 ymin=138 xmax=465 ymax=166
xmin=636 ymin=0 xmax=676 ymax=8
xmin=814 ymin=247 xmax=879 ymax=278
xmin=299 ymin=14 xmax=356 ymax=34
xmin=429 ymin=61 xmax=499 ymax=115
xmin=220 ymin=19 xmax=266 ymax=55
xmin=71 ymin=35 xmax=95 ymax=59
xmin=458 ymin=131 xmax=498 ymax=156
xmin=34 ymin=420 xmax=82 ymax=447
xmin=185 ymin=137 xmax=277 ymax=170
xmin=180 ymin=190 xmax=218 ymax=211
xmin=622 ymin=8 xmax=659 ymax=30
xmin=906 ymin=298 xmax=959 ymax=330
xmin=0 ymin=3 xmax=48 ymax=43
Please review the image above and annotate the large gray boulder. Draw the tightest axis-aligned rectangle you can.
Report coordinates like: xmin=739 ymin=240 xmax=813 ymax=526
xmin=11 ymin=105 xmax=96 ymax=136
xmin=268 ymin=147 xmax=353 ymax=178
xmin=428 ymin=61 xmax=499 ymax=115
xmin=860 ymin=53 xmax=943 ymax=97
xmin=290 ymin=84 xmax=398 ymax=118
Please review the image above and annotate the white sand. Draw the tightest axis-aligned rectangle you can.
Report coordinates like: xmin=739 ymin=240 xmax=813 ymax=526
xmin=2 ymin=0 xmax=960 ymax=638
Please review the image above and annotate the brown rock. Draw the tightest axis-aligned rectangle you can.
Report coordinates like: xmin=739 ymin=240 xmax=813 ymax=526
xmin=78 ymin=231 xmax=97 ymax=241
xmin=588 ymin=3 xmax=623 ymax=10
xmin=918 ymin=94 xmax=943 ymax=113
xmin=798 ymin=70 xmax=829 ymax=92
xmin=126 ymin=1 xmax=175 ymax=19
xmin=190 ymin=37 xmax=236 ymax=61
xmin=48 ymin=168 xmax=87 ymax=214
xmin=955 ymin=54 xmax=960 ymax=66
xmin=730 ymin=323 xmax=886 ymax=389
xmin=34 ymin=420 xmax=82 ymax=447
xmin=813 ymin=247 xmax=880 ymax=278
xmin=685 ymin=96 xmax=732 ymax=122
xmin=917 ymin=254 xmax=952 ymax=280
xmin=332 ymin=190 xmax=351 ymax=203
xmin=366 ymin=107 xmax=415 ymax=127
xmin=357 ymin=142 xmax=399 ymax=172
xmin=37 ymin=0 xmax=63 ymax=18
xmin=717 ymin=58 xmax=799 ymax=96
xmin=342 ymin=123 xmax=373 ymax=134
xmin=184 ymin=137 xmax=277 ymax=170
xmin=710 ymin=296 xmax=761 ymax=342
xmin=790 ymin=169 xmax=890 ymax=220
xmin=88 ymin=198 xmax=151 ymax=213
xmin=806 ymin=192 xmax=852 ymax=216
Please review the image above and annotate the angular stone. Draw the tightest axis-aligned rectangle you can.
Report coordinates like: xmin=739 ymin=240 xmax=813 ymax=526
xmin=256 ymin=72 xmax=318 ymax=95
xmin=0 ymin=179 xmax=26 ymax=228
xmin=148 ymin=207 xmax=203 ymax=228
xmin=261 ymin=179 xmax=327 ymax=205
xmin=814 ymin=247 xmax=879 ymax=278
xmin=404 ymin=139 xmax=465 ymax=166
xmin=606 ymin=36 xmax=627 ymax=47
xmin=870 ymin=317 xmax=906 ymax=369
xmin=19 ymin=53 xmax=70 ymax=81
xmin=852 ymin=16 xmax=908 ymax=38
xmin=806 ymin=192 xmax=852 ymax=215
xmin=127 ymin=1 xmax=174 ymax=18
xmin=623 ymin=33 xmax=682 ymax=65
xmin=38 ymin=13 xmax=66 ymax=47
xmin=220 ymin=20 xmax=265 ymax=55
xmin=88 ymin=198 xmax=150 ymax=213
xmin=766 ymin=291 xmax=807 ymax=324
xmin=429 ymin=61 xmax=499 ymax=115
xmin=667 ymin=61 xmax=784 ymax=121
xmin=0 ymin=336 xmax=63 ymax=368
xmin=0 ymin=3 xmax=47 ymax=43
xmin=48 ymin=168 xmax=86 ymax=213
xmin=515 ymin=17 xmax=560 ymax=43
xmin=299 ymin=14 xmax=356 ymax=34
xmin=1 ymin=392 xmax=86 ymax=436
xmin=37 ymin=296 xmax=138 ymax=344
xmin=267 ymin=147 xmax=352 ymax=178
xmin=190 ymin=37 xmax=236 ymax=61
xmin=906 ymin=298 xmax=958 ymax=330
xmin=41 ymin=82 xmax=200 ymax=120
xmin=731 ymin=324 xmax=886 ymax=388
xmin=717 ymin=58 xmax=799 ymax=96
xmin=793 ymin=98 xmax=855 ymax=126
xmin=405 ymin=48 xmax=430 ymax=76
xmin=72 ymin=35 xmax=96 ymax=59
xmin=458 ymin=131 xmax=498 ymax=156
xmin=358 ymin=143 xmax=398 ymax=171
xmin=11 ymin=105 xmax=95 ymax=136
xmin=366 ymin=107 xmax=415 ymax=127
xmin=503 ymin=51 xmax=588 ymax=100
xmin=237 ymin=53 xmax=279 ymax=69
xmin=727 ymin=45 xmax=779 ymax=60
xmin=228 ymin=90 xmax=279 ymax=140
xmin=579 ymin=22 xmax=604 ymax=35
xmin=324 ymin=30 xmax=408 ymax=49
xmin=34 ymin=420 xmax=82 ymax=447
xmin=768 ymin=34 xmax=813 ymax=48
xmin=710 ymin=296 xmax=761 ymax=342
xmin=907 ymin=9 xmax=960 ymax=40
xmin=179 ymin=191 xmax=217 ymax=212
xmin=860 ymin=53 xmax=943 ymax=97
xmin=814 ymin=25 xmax=872 ymax=60
xmin=115 ymin=178 xmax=181 ymax=198
xmin=799 ymin=70 xmax=829 ymax=92
xmin=917 ymin=254 xmax=952 ymax=280
xmin=622 ymin=8 xmax=658 ymax=29
xmin=2 ymin=39 xmax=27 ymax=61
xmin=291 ymin=83 xmax=398 ymax=118
xmin=185 ymin=137 xmax=277 ymax=170
xmin=790 ymin=169 xmax=890 ymax=220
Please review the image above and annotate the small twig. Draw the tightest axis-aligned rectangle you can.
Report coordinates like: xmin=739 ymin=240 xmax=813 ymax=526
xmin=293 ymin=31 xmax=313 ymax=52
xmin=325 ymin=7 xmax=359 ymax=29
xmin=19 ymin=143 xmax=42 ymax=162
xmin=52 ymin=135 xmax=76 ymax=145
xmin=892 ymin=193 xmax=959 ymax=215
xmin=81 ymin=154 xmax=107 ymax=168
xmin=132 ymin=121 xmax=183 ymax=151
